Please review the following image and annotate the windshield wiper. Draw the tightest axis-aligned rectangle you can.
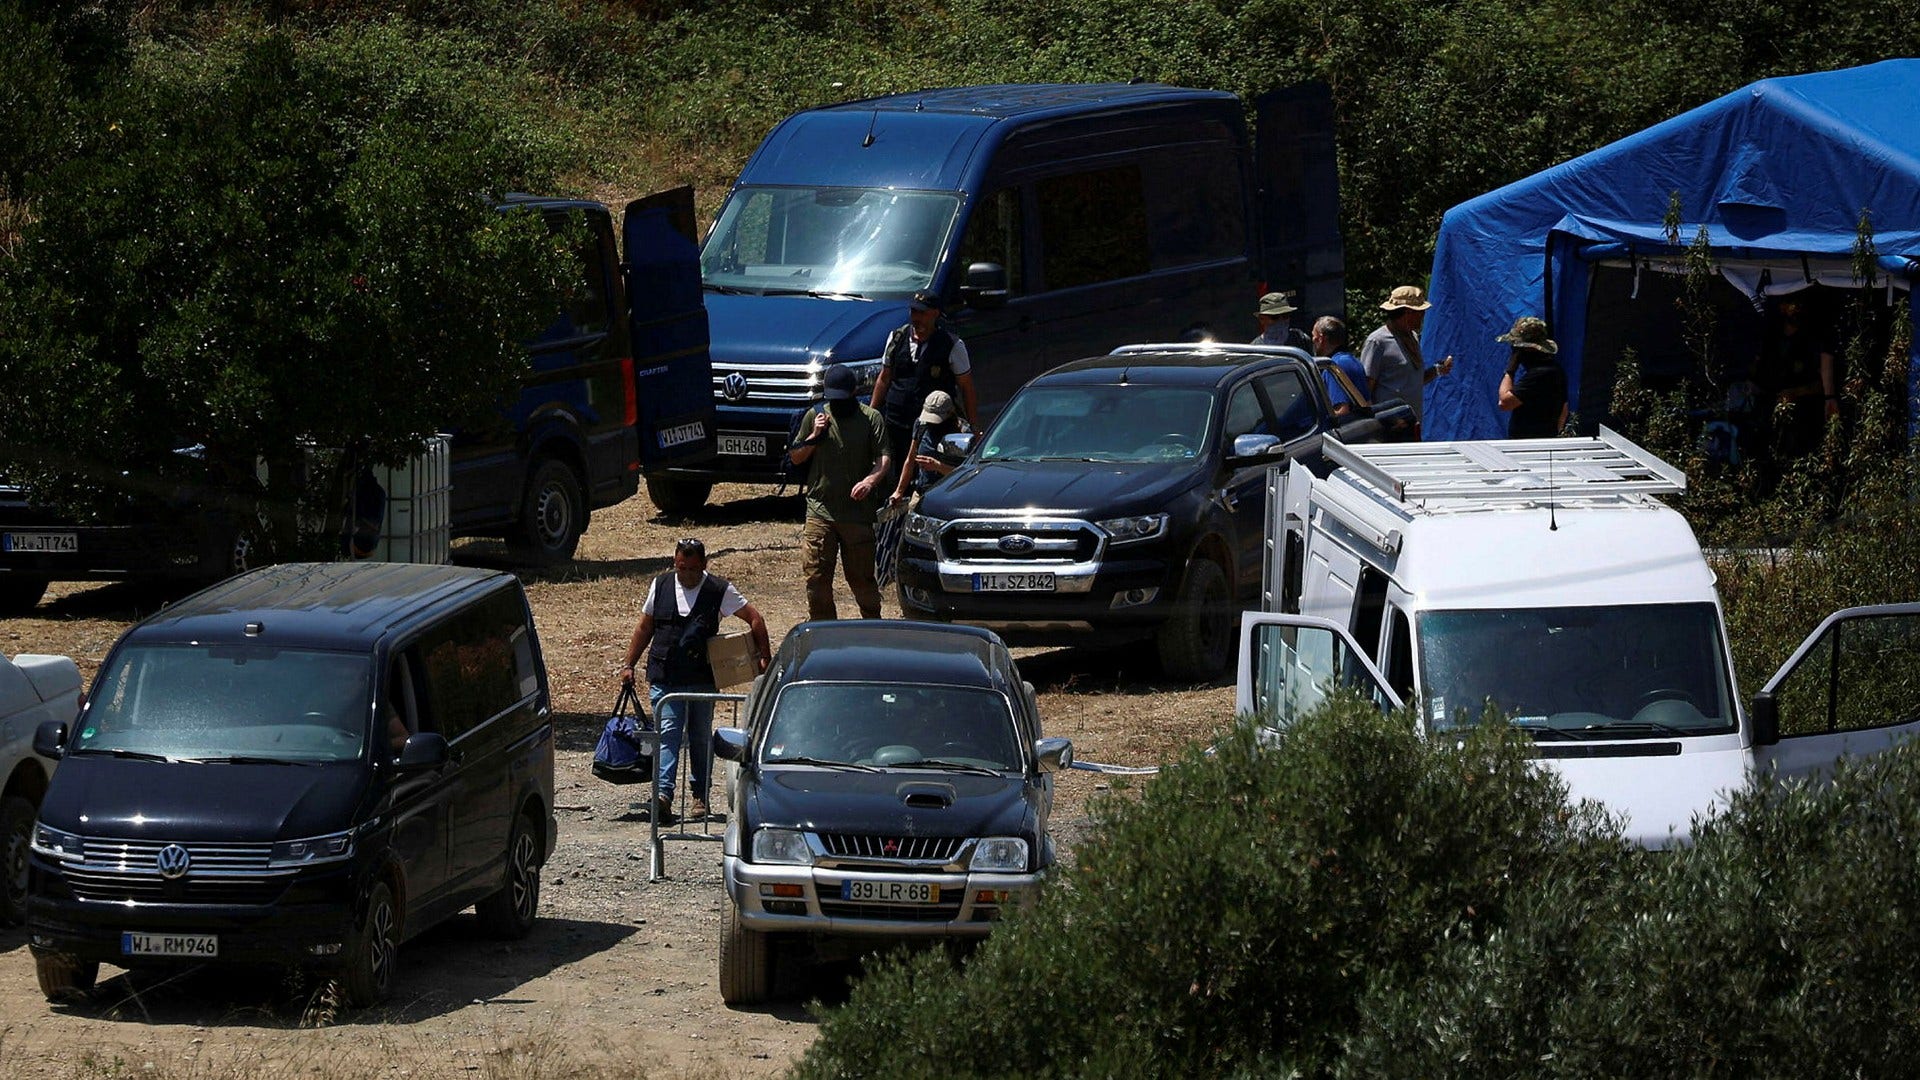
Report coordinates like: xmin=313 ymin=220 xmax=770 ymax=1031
xmin=757 ymin=287 xmax=869 ymax=301
xmin=887 ymin=759 xmax=1004 ymax=776
xmin=1581 ymin=718 xmax=1690 ymax=738
xmin=768 ymin=755 xmax=881 ymax=772
xmin=1511 ymin=722 xmax=1584 ymax=741
xmin=72 ymin=747 xmax=175 ymax=763
xmin=703 ymin=282 xmax=749 ymax=295
xmin=182 ymin=755 xmax=316 ymax=766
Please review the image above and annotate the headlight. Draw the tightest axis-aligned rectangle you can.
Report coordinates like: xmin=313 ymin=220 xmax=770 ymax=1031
xmin=30 ymin=824 xmax=84 ymax=862
xmin=970 ymin=837 xmax=1029 ymax=872
xmin=905 ymin=512 xmax=946 ymax=547
xmin=268 ymin=830 xmax=355 ymax=868
xmin=1096 ymin=513 xmax=1169 ymax=545
xmin=751 ymin=827 xmax=813 ymax=865
xmin=842 ymin=358 xmax=886 ymax=397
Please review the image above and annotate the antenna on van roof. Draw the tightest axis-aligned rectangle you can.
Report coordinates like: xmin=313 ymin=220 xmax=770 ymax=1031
xmin=862 ymin=109 xmax=878 ymax=148
xmin=1547 ymin=446 xmax=1559 ymax=531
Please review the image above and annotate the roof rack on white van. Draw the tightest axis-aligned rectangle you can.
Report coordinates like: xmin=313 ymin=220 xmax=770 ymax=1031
xmin=1322 ymin=426 xmax=1686 ymax=504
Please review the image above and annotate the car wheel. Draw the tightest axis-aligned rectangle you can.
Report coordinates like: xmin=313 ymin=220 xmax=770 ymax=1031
xmin=645 ymin=475 xmax=711 ymax=517
xmin=1155 ymin=557 xmax=1233 ymax=681
xmin=0 ymin=575 xmax=49 ymax=614
xmin=718 ymin=901 xmax=771 ymax=1005
xmin=33 ymin=949 xmax=98 ymax=1004
xmin=342 ymin=881 xmax=399 ymax=1008
xmin=475 ymin=812 xmax=542 ymax=939
xmin=2 ymin=795 xmax=37 ymax=926
xmin=512 ymin=458 xmax=584 ymax=565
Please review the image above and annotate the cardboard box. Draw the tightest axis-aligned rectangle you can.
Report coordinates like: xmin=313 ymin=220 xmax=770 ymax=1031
xmin=706 ymin=631 xmax=758 ymax=689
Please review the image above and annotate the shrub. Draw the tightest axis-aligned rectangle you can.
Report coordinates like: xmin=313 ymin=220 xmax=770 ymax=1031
xmin=794 ymin=697 xmax=1627 ymax=1078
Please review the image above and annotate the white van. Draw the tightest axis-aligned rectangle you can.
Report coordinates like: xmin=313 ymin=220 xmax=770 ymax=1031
xmin=1236 ymin=428 xmax=1920 ymax=847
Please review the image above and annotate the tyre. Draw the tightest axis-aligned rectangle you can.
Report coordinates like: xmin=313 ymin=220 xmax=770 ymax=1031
xmin=33 ymin=950 xmax=98 ymax=1003
xmin=0 ymin=575 xmax=49 ymax=615
xmin=645 ymin=475 xmax=712 ymax=517
xmin=717 ymin=901 xmax=771 ymax=1005
xmin=475 ymin=812 xmax=542 ymax=939
xmin=512 ymin=458 xmax=585 ymax=565
xmin=2 ymin=795 xmax=37 ymax=926
xmin=342 ymin=881 xmax=400 ymax=1008
xmin=1155 ymin=558 xmax=1234 ymax=681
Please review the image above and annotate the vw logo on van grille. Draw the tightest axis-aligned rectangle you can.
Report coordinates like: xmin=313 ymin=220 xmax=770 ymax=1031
xmin=155 ymin=844 xmax=192 ymax=880
xmin=722 ymin=372 xmax=750 ymax=402
xmin=998 ymin=534 xmax=1036 ymax=554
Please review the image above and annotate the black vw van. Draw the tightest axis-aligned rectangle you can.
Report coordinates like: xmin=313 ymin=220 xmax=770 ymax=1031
xmin=24 ymin=562 xmax=555 ymax=1008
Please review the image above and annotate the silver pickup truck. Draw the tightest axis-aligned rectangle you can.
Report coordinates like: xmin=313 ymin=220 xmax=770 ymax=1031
xmin=3 ymin=651 xmax=82 ymax=924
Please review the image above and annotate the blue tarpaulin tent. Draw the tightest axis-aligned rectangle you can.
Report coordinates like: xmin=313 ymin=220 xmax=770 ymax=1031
xmin=1422 ymin=59 xmax=1920 ymax=441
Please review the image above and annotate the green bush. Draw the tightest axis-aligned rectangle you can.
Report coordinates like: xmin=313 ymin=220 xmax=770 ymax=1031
xmin=1341 ymin=743 xmax=1920 ymax=1077
xmin=795 ymin=698 xmax=1628 ymax=1078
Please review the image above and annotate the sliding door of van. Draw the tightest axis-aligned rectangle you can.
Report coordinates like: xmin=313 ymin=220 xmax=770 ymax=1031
xmin=947 ymin=186 xmax=1046 ymax=422
xmin=1751 ymin=603 xmax=1920 ymax=781
xmin=624 ymin=187 xmax=717 ymax=468
xmin=1254 ymin=82 xmax=1343 ymax=319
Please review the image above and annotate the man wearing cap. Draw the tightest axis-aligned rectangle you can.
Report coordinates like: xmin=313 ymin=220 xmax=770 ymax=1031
xmin=1252 ymin=291 xmax=1311 ymax=349
xmin=887 ymin=389 xmax=967 ymax=511
xmin=1496 ymin=316 xmax=1569 ymax=439
xmin=1360 ymin=285 xmax=1454 ymax=435
xmin=790 ymin=363 xmax=891 ymax=620
xmin=621 ymin=538 xmax=771 ymax=823
xmin=871 ymin=290 xmax=976 ymax=477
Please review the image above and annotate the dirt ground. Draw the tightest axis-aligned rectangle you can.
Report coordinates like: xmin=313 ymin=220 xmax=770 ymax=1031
xmin=0 ymin=483 xmax=1237 ymax=1078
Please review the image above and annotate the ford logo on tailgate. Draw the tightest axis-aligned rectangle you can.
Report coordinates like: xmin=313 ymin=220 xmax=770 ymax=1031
xmin=998 ymin=534 xmax=1036 ymax=554
xmin=155 ymin=844 xmax=192 ymax=879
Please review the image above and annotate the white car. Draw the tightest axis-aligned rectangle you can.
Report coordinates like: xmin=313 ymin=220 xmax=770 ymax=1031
xmin=2 ymin=651 xmax=82 ymax=924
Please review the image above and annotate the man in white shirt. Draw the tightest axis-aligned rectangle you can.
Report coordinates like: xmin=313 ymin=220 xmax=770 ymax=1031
xmin=870 ymin=290 xmax=977 ymax=479
xmin=621 ymin=538 xmax=770 ymax=822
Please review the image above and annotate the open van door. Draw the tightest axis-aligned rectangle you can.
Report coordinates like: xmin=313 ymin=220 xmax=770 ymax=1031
xmin=1260 ymin=459 xmax=1316 ymax=614
xmin=1750 ymin=603 xmax=1920 ymax=781
xmin=623 ymin=187 xmax=717 ymax=468
xmin=1235 ymin=612 xmax=1402 ymax=730
xmin=1253 ymin=82 xmax=1343 ymax=319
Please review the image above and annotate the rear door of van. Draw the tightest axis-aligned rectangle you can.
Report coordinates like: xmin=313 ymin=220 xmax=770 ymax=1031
xmin=624 ymin=188 xmax=718 ymax=469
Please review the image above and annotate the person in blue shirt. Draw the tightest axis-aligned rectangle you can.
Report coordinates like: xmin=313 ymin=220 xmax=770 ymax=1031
xmin=1311 ymin=316 xmax=1370 ymax=417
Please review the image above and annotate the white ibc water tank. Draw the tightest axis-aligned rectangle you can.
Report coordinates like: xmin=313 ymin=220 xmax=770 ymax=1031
xmin=370 ymin=435 xmax=452 ymax=565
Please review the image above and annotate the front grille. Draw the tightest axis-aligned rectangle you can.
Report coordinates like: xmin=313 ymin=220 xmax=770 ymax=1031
xmin=939 ymin=520 xmax=1102 ymax=563
xmin=62 ymin=868 xmax=290 ymax=906
xmin=712 ymin=361 xmax=822 ymax=407
xmin=818 ymin=834 xmax=964 ymax=862
xmin=820 ymin=898 xmax=964 ymax=922
xmin=79 ymin=838 xmax=274 ymax=873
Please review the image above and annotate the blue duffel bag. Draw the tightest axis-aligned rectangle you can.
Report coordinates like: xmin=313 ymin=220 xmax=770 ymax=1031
xmin=592 ymin=683 xmax=656 ymax=785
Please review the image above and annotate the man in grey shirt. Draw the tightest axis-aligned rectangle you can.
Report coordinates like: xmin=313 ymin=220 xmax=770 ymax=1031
xmin=1359 ymin=285 xmax=1454 ymax=436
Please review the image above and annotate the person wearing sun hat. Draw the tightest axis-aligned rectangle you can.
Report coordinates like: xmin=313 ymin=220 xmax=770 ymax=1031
xmin=1495 ymin=316 xmax=1569 ymax=438
xmin=1252 ymin=290 xmax=1310 ymax=349
xmin=1359 ymin=285 xmax=1454 ymax=436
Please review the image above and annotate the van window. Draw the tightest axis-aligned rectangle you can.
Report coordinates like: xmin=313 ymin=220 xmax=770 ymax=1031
xmin=1385 ymin=607 xmax=1415 ymax=701
xmin=416 ymin=589 xmax=537 ymax=741
xmin=543 ymin=209 xmax=612 ymax=337
xmin=1772 ymin=611 xmax=1920 ymax=737
xmin=701 ymin=185 xmax=960 ymax=298
xmin=1142 ymin=150 xmax=1247 ymax=268
xmin=1035 ymin=165 xmax=1150 ymax=290
xmin=1351 ymin=566 xmax=1389 ymax=662
xmin=955 ymin=188 xmax=1025 ymax=295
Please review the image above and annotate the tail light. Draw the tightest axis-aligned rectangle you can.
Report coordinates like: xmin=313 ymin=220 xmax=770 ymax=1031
xmin=620 ymin=356 xmax=638 ymax=427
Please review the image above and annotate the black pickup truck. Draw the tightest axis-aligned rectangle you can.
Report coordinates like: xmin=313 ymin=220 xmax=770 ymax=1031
xmin=895 ymin=343 xmax=1406 ymax=679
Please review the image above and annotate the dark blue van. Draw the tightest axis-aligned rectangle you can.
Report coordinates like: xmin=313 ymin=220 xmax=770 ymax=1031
xmin=643 ymin=82 xmax=1341 ymax=513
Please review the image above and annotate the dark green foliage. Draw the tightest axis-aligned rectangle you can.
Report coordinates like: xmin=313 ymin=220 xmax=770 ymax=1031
xmin=0 ymin=20 xmax=576 ymax=548
xmin=1342 ymin=743 xmax=1920 ymax=1077
xmin=795 ymin=699 xmax=1628 ymax=1078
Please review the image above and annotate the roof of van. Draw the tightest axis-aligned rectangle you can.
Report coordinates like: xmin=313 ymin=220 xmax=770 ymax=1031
xmin=739 ymin=83 xmax=1238 ymax=191
xmin=124 ymin=562 xmax=516 ymax=649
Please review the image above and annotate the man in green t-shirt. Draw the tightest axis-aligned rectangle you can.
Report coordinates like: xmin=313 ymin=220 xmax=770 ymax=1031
xmin=788 ymin=364 xmax=893 ymax=619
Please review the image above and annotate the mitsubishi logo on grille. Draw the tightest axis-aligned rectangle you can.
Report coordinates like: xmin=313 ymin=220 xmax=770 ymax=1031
xmin=882 ymin=838 xmax=900 ymax=856
xmin=998 ymin=534 xmax=1036 ymax=554
xmin=155 ymin=844 xmax=192 ymax=880
xmin=721 ymin=372 xmax=749 ymax=402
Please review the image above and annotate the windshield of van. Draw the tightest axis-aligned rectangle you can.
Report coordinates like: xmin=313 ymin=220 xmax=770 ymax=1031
xmin=700 ymin=186 xmax=960 ymax=298
xmin=75 ymin=644 xmax=373 ymax=763
xmin=1418 ymin=603 xmax=1736 ymax=738
xmin=761 ymin=682 xmax=1022 ymax=771
xmin=980 ymin=386 xmax=1218 ymax=463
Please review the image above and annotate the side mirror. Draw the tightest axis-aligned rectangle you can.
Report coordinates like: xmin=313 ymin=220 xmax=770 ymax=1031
xmin=394 ymin=732 xmax=451 ymax=773
xmin=1369 ymin=398 xmax=1417 ymax=441
xmin=1228 ymin=433 xmax=1283 ymax=463
xmin=958 ymin=262 xmax=1008 ymax=310
xmin=941 ymin=432 xmax=976 ymax=459
xmin=1034 ymin=736 xmax=1073 ymax=774
xmin=33 ymin=720 xmax=67 ymax=760
xmin=1750 ymin=692 xmax=1780 ymax=747
xmin=713 ymin=727 xmax=750 ymax=763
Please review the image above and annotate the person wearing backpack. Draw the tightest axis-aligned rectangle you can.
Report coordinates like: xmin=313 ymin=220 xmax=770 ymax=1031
xmin=621 ymin=538 xmax=770 ymax=822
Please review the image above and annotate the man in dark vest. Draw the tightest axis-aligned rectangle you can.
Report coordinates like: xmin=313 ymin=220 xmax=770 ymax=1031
xmin=869 ymin=290 xmax=976 ymax=479
xmin=621 ymin=538 xmax=770 ymax=822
